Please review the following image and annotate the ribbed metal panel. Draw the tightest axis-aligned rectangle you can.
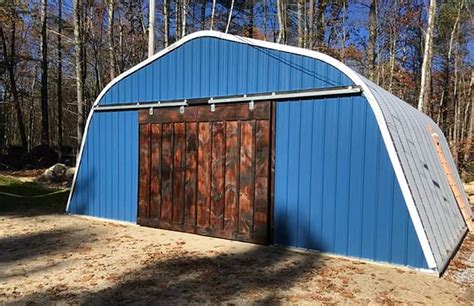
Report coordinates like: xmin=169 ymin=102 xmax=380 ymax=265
xmin=362 ymin=76 xmax=468 ymax=270
xmin=99 ymin=37 xmax=353 ymax=105
xmin=68 ymin=111 xmax=138 ymax=222
xmin=274 ymin=96 xmax=428 ymax=269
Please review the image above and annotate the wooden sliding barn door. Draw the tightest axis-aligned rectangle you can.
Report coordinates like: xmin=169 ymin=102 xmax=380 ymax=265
xmin=138 ymin=102 xmax=272 ymax=244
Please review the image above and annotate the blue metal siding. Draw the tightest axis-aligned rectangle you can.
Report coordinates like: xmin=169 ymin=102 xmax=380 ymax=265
xmin=68 ymin=111 xmax=139 ymax=223
xmin=98 ymin=37 xmax=353 ymax=105
xmin=274 ymin=96 xmax=428 ymax=269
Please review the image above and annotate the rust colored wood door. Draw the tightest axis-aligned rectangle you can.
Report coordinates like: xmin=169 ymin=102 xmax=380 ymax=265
xmin=138 ymin=102 xmax=272 ymax=244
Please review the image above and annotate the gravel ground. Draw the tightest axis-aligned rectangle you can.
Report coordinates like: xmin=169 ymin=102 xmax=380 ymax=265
xmin=444 ymin=231 xmax=474 ymax=287
xmin=0 ymin=209 xmax=473 ymax=304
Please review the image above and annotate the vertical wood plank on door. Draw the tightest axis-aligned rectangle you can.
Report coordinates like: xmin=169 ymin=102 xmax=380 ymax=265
xmin=224 ymin=121 xmax=239 ymax=232
xmin=239 ymin=121 xmax=255 ymax=234
xmin=197 ymin=122 xmax=211 ymax=227
xmin=254 ymin=120 xmax=270 ymax=241
xmin=173 ymin=123 xmax=186 ymax=224
xmin=185 ymin=122 xmax=198 ymax=226
xmin=138 ymin=124 xmax=151 ymax=219
xmin=161 ymin=123 xmax=173 ymax=222
xmin=150 ymin=124 xmax=162 ymax=219
xmin=211 ymin=121 xmax=225 ymax=230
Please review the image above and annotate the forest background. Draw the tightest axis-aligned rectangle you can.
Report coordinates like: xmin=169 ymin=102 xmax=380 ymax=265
xmin=0 ymin=0 xmax=472 ymax=178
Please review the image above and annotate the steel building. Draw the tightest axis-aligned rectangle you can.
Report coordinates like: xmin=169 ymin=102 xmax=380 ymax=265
xmin=67 ymin=31 xmax=471 ymax=274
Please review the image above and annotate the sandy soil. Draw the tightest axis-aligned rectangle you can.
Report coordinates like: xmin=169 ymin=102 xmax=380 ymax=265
xmin=0 ymin=210 xmax=472 ymax=305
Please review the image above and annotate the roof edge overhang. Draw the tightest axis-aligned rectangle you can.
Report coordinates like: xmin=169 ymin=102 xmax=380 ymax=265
xmin=67 ymin=30 xmax=438 ymax=270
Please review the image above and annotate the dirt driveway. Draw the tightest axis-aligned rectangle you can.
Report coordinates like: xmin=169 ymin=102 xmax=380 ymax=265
xmin=0 ymin=209 xmax=473 ymax=304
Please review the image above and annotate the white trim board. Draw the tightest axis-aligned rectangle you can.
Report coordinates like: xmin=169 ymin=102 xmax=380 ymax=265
xmin=66 ymin=30 xmax=437 ymax=270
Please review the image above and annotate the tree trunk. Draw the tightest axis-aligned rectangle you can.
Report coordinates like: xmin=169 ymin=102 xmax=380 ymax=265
xmin=263 ymin=0 xmax=267 ymax=40
xmin=308 ymin=0 xmax=314 ymax=48
xmin=367 ymin=0 xmax=377 ymax=81
xmin=277 ymin=0 xmax=285 ymax=43
xmin=297 ymin=0 xmax=304 ymax=47
xmin=40 ymin=0 xmax=49 ymax=145
xmin=0 ymin=25 xmax=27 ymax=150
xmin=182 ymin=0 xmax=187 ymax=38
xmin=148 ymin=0 xmax=155 ymax=58
xmin=417 ymin=0 xmax=436 ymax=113
xmin=453 ymin=53 xmax=460 ymax=163
xmin=57 ymin=0 xmax=63 ymax=153
xmin=463 ymin=71 xmax=474 ymax=163
xmin=119 ymin=19 xmax=124 ymax=73
xmin=388 ymin=24 xmax=396 ymax=92
xmin=201 ymin=0 xmax=206 ymax=30
xmin=108 ymin=0 xmax=116 ymax=79
xmin=247 ymin=0 xmax=254 ymax=37
xmin=210 ymin=0 xmax=216 ymax=30
xmin=340 ymin=0 xmax=347 ymax=62
xmin=176 ymin=0 xmax=181 ymax=39
xmin=226 ymin=0 xmax=235 ymax=33
xmin=314 ymin=0 xmax=327 ymax=49
xmin=74 ymin=0 xmax=85 ymax=150
xmin=164 ymin=0 xmax=169 ymax=47
xmin=438 ymin=0 xmax=462 ymax=128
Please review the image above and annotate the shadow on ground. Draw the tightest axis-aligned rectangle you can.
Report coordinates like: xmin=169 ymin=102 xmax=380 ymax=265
xmin=0 ymin=227 xmax=96 ymax=283
xmin=0 ymin=228 xmax=87 ymax=265
xmin=9 ymin=221 xmax=324 ymax=304
xmin=0 ymin=175 xmax=68 ymax=217
xmin=84 ymin=245 xmax=322 ymax=304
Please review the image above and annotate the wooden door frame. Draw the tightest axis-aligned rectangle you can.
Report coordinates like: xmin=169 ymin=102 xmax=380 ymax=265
xmin=268 ymin=101 xmax=277 ymax=245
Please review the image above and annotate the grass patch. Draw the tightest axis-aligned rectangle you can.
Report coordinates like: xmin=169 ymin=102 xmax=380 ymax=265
xmin=0 ymin=175 xmax=69 ymax=213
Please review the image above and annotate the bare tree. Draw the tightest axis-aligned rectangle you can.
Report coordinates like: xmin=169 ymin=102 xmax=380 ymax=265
xmin=246 ymin=0 xmax=254 ymax=37
xmin=0 ymin=24 xmax=27 ymax=150
xmin=108 ymin=0 xmax=116 ymax=79
xmin=57 ymin=0 xmax=63 ymax=151
xmin=463 ymin=71 xmax=474 ymax=163
xmin=308 ymin=0 xmax=314 ymax=48
xmin=176 ymin=0 xmax=181 ymax=39
xmin=164 ymin=0 xmax=169 ymax=47
xmin=297 ymin=0 xmax=304 ymax=47
xmin=437 ymin=0 xmax=463 ymax=126
xmin=210 ymin=0 xmax=216 ymax=30
xmin=314 ymin=0 xmax=327 ymax=48
xmin=263 ymin=0 xmax=268 ymax=39
xmin=182 ymin=0 xmax=188 ymax=38
xmin=40 ymin=0 xmax=49 ymax=145
xmin=148 ymin=0 xmax=155 ymax=57
xmin=277 ymin=0 xmax=285 ymax=43
xmin=340 ymin=0 xmax=348 ymax=63
xmin=201 ymin=0 xmax=206 ymax=30
xmin=74 ymin=0 xmax=85 ymax=149
xmin=417 ymin=0 xmax=436 ymax=112
xmin=226 ymin=0 xmax=235 ymax=33
xmin=367 ymin=0 xmax=377 ymax=81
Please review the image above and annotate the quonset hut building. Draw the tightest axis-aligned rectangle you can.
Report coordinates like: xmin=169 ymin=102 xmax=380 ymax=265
xmin=67 ymin=31 xmax=472 ymax=275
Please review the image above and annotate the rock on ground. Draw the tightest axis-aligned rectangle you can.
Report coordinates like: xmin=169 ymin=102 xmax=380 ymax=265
xmin=35 ymin=163 xmax=75 ymax=186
